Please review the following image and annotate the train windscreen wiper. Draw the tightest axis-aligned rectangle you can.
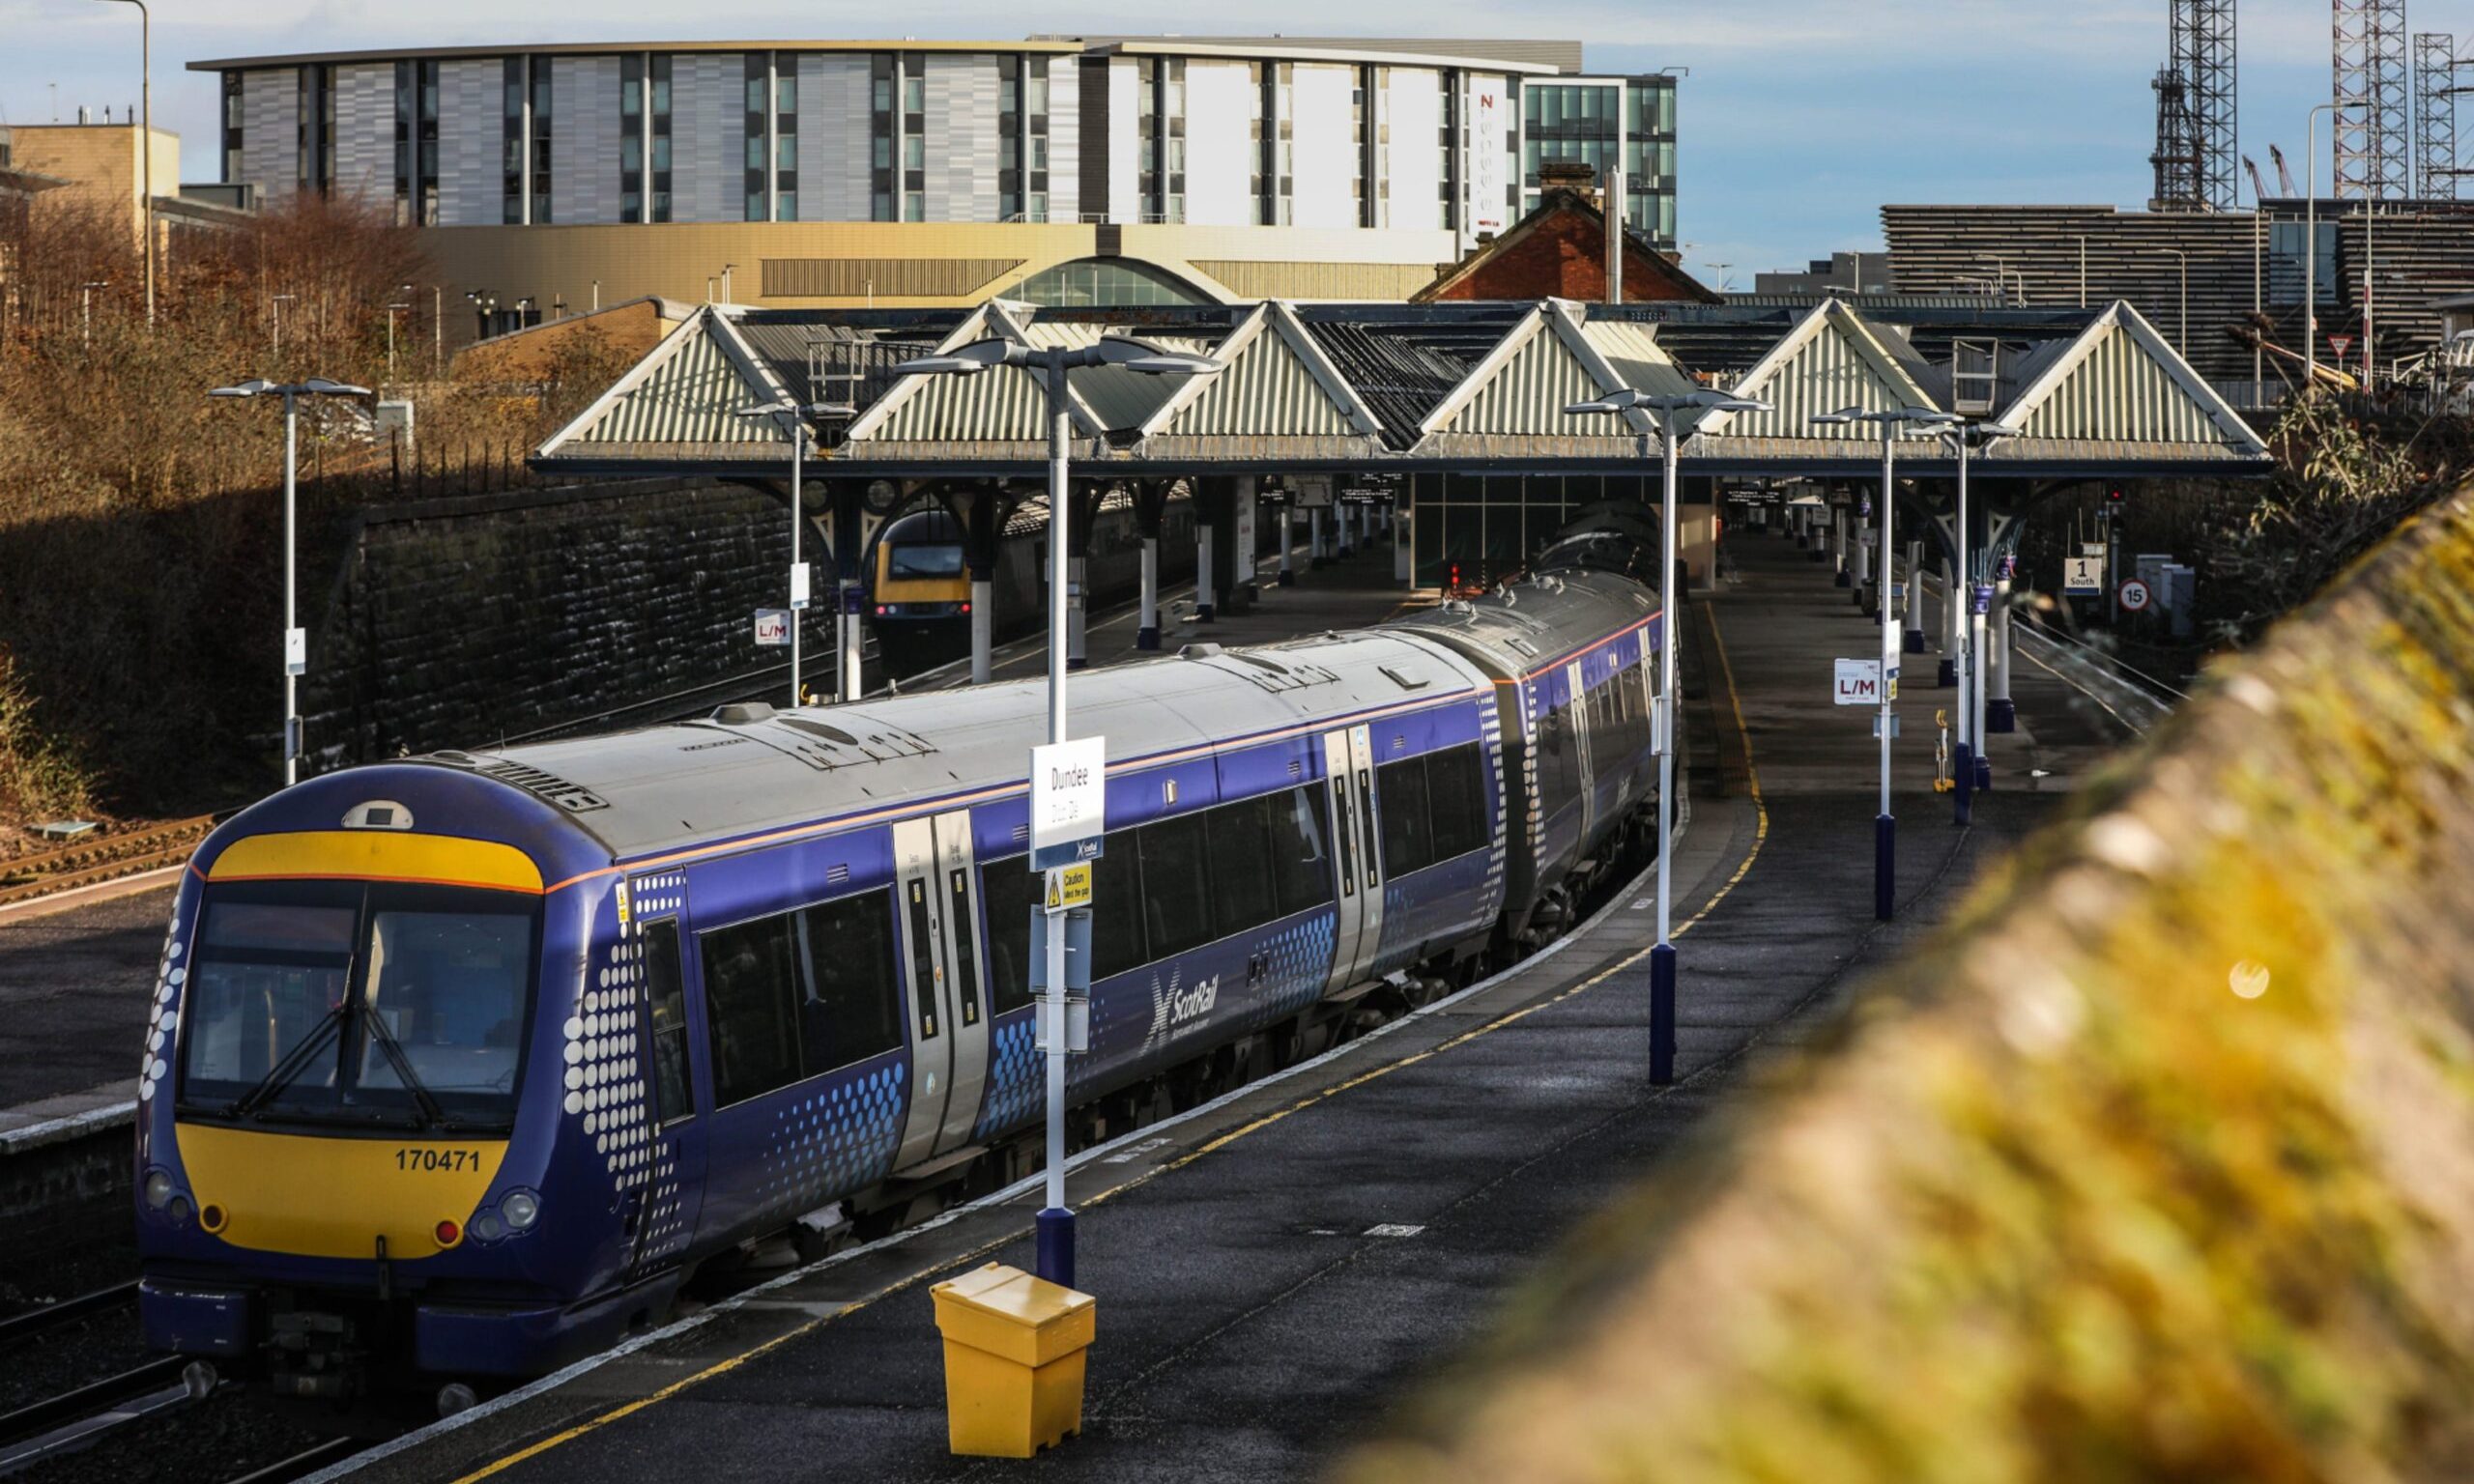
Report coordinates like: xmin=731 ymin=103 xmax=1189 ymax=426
xmin=226 ymin=1004 xmax=348 ymax=1119
xmin=358 ymin=1007 xmax=447 ymax=1128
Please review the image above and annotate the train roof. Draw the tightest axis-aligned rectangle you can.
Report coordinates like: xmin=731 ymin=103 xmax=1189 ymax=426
xmin=1384 ymin=567 xmax=1656 ymax=680
xmin=407 ymin=622 xmax=1498 ymax=864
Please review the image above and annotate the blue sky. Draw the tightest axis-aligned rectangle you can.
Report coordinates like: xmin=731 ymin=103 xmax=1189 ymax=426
xmin=0 ymin=0 xmax=2363 ymax=281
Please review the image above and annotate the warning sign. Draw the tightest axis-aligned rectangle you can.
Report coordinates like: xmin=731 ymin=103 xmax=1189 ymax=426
xmin=1045 ymin=862 xmax=1093 ymax=913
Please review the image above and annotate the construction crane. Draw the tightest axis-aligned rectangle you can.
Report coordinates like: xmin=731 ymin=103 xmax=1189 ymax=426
xmin=2243 ymin=155 xmax=2273 ymax=202
xmin=2269 ymin=143 xmax=2299 ymax=197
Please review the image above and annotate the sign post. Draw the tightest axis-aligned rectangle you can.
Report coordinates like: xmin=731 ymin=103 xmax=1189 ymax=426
xmin=752 ymin=608 xmax=791 ymax=647
xmin=2117 ymin=578 xmax=2152 ymax=614
xmin=2062 ymin=554 xmax=2104 ymax=595
xmin=1834 ymin=657 xmax=1884 ymax=705
xmin=1028 ymin=730 xmax=1104 ymax=1288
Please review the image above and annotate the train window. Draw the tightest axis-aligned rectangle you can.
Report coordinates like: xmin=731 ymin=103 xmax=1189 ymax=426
xmin=981 ymin=857 xmax=1038 ymax=1014
xmin=796 ymin=890 xmax=903 ymax=1072
xmin=887 ymin=543 xmax=965 ymax=579
xmin=946 ymin=869 xmax=982 ymax=1028
xmin=181 ymin=894 xmax=359 ymax=1100
xmin=903 ymin=879 xmax=940 ymax=1041
xmin=1087 ymin=842 xmax=1144 ymax=981
xmin=699 ymin=913 xmax=804 ymax=1107
xmin=1136 ymin=812 xmax=1213 ymax=959
xmin=640 ymin=919 xmax=693 ymax=1125
xmin=355 ymin=905 xmax=533 ymax=1100
xmin=1269 ymin=785 xmax=1335 ymax=919
xmin=1425 ymin=743 xmax=1489 ymax=860
xmin=1331 ymin=775 xmax=1357 ymax=899
xmin=1377 ymin=754 xmax=1434 ymax=876
xmin=1206 ymin=794 xmax=1279 ymax=939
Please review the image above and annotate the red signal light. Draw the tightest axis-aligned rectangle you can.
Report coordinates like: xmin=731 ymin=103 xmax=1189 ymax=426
xmin=435 ymin=1218 xmax=462 ymax=1247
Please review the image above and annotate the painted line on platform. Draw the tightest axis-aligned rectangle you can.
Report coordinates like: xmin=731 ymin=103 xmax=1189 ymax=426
xmin=389 ymin=615 xmax=1759 ymax=1484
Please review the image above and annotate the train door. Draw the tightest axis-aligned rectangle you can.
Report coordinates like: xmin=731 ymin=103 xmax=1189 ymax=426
xmin=890 ymin=812 xmax=992 ymax=1168
xmin=1321 ymin=725 xmax=1387 ymax=994
xmin=1567 ymin=661 xmax=1600 ymax=842
xmin=624 ymin=896 xmax=705 ymax=1279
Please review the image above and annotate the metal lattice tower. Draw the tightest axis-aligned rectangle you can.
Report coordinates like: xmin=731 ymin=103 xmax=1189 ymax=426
xmin=2151 ymin=69 xmax=2202 ymax=210
xmin=2415 ymin=33 xmax=2471 ymax=198
xmin=2334 ymin=0 xmax=2412 ymax=199
xmin=2182 ymin=0 xmax=2239 ymax=209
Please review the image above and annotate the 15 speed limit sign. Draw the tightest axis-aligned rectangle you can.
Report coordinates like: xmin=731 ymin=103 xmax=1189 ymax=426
xmin=2118 ymin=579 xmax=2152 ymax=613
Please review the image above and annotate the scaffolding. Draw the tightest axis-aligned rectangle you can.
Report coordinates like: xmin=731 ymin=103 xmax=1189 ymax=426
xmin=2334 ymin=0 xmax=2412 ymax=199
xmin=2415 ymin=32 xmax=2472 ymax=198
xmin=2182 ymin=0 xmax=2240 ymax=209
xmin=2151 ymin=69 xmax=2203 ymax=211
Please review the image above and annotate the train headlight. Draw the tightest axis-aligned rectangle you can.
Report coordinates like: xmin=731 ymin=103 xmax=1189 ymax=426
xmin=500 ymin=1190 xmax=541 ymax=1231
xmin=471 ymin=1212 xmax=506 ymax=1242
xmin=143 ymin=1169 xmax=177 ymax=1210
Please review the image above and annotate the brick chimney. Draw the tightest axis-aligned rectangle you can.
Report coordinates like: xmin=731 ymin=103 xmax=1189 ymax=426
xmin=1538 ymin=159 xmax=1597 ymax=207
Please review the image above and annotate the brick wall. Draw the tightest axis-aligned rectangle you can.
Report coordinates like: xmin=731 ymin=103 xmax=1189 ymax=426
xmin=304 ymin=478 xmax=828 ymax=766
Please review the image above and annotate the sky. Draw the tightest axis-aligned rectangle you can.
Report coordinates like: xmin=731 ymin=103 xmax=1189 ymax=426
xmin=0 ymin=0 xmax=2394 ymax=283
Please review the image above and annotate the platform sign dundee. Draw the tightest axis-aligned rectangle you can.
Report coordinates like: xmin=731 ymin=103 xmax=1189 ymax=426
xmin=1030 ymin=735 xmax=1108 ymax=871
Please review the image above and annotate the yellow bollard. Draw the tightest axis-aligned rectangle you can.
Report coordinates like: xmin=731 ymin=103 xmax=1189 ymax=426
xmin=930 ymin=1263 xmax=1097 ymax=1457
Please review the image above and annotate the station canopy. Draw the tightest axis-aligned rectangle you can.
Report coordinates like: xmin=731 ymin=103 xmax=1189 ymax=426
xmin=535 ymin=296 xmax=2273 ymax=481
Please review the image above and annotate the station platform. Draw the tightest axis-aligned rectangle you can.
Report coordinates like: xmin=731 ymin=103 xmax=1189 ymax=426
xmin=0 ymin=545 xmax=1417 ymax=1136
xmin=321 ymin=530 xmax=2134 ymax=1484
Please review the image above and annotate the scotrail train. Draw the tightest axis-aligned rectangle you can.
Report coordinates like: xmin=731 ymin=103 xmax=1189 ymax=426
xmin=132 ymin=508 xmax=1669 ymax=1413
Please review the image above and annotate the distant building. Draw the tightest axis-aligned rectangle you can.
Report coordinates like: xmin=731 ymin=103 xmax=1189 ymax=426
xmin=1884 ymin=200 xmax=2474 ymax=403
xmin=1417 ymin=165 xmax=1714 ymax=304
xmin=187 ymin=34 xmax=1683 ymax=335
xmin=1752 ymin=251 xmax=1894 ymax=297
xmin=2 ymin=116 xmax=253 ymax=248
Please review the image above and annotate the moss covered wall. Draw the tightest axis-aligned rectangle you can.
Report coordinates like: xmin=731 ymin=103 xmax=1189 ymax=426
xmin=1343 ymin=487 xmax=2474 ymax=1482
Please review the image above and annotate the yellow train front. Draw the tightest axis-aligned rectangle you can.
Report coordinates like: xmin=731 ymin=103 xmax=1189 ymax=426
xmin=868 ymin=508 xmax=976 ymax=674
xmin=132 ymin=767 xmax=673 ymax=1411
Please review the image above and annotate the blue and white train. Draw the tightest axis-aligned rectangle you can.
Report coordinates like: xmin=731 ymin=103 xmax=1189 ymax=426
xmin=131 ymin=520 xmax=1666 ymax=1406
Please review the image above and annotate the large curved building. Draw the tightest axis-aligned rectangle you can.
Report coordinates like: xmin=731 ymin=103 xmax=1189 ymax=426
xmin=188 ymin=35 xmax=1678 ymax=334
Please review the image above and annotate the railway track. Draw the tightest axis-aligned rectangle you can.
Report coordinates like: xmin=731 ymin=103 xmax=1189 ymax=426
xmin=0 ymin=1281 xmax=140 ymax=1352
xmin=0 ymin=818 xmax=214 ymax=911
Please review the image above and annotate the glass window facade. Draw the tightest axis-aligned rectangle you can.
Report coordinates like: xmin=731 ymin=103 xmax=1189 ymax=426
xmin=1014 ymin=258 xmax=1211 ymax=306
xmin=1519 ymin=74 xmax=1678 ymax=250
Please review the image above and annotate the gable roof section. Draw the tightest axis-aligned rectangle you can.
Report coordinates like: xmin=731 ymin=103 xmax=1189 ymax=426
xmin=1416 ymin=301 xmax=1704 ymax=456
xmin=1413 ymin=187 xmax=1720 ymax=305
xmin=841 ymin=301 xmax=1108 ymax=453
xmin=1018 ymin=312 xmax=1222 ymax=432
xmin=1135 ymin=302 xmax=1388 ymax=458
xmin=1987 ymin=300 xmax=2268 ymax=462
xmin=534 ymin=304 xmax=792 ymax=464
xmin=1683 ymin=299 xmax=1943 ymax=456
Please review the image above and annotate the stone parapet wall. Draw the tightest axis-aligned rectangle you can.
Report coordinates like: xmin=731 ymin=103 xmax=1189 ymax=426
xmin=1346 ymin=485 xmax=2474 ymax=1481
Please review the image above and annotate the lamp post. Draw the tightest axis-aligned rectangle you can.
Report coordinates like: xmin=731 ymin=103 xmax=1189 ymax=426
xmin=734 ymin=398 xmax=840 ymax=706
xmin=1812 ymin=405 xmax=1958 ymax=921
xmin=2149 ymin=247 xmax=2189 ymax=354
xmin=2306 ymin=102 xmax=2339 ymax=385
xmin=89 ymin=0 xmax=151 ymax=326
xmin=891 ymin=332 xmax=1218 ymax=1289
xmin=1563 ymin=386 xmax=1769 ymax=1084
xmin=207 ymin=377 xmax=373 ymax=786
xmin=1937 ymin=421 xmax=2020 ymax=827
xmin=384 ymin=302 xmax=409 ymax=385
xmin=466 ymin=288 xmax=499 ymax=342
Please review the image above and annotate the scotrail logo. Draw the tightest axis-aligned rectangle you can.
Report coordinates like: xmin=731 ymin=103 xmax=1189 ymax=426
xmin=1144 ymin=966 xmax=1220 ymax=1049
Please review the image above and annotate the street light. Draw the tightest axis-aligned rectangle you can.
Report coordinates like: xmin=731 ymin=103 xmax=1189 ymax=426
xmin=1563 ymin=385 xmax=1769 ymax=1085
xmin=2307 ymin=102 xmax=2340 ymax=385
xmin=1935 ymin=421 xmax=2021 ymax=826
xmin=383 ymin=301 xmax=410 ymax=385
xmin=1811 ymin=404 xmax=1959 ymax=921
xmin=732 ymin=397 xmax=841 ymax=706
xmin=890 ymin=331 xmax=1218 ymax=1290
xmin=2148 ymin=247 xmax=2189 ymax=354
xmin=89 ymin=0 xmax=151 ymax=326
xmin=207 ymin=377 xmax=373 ymax=786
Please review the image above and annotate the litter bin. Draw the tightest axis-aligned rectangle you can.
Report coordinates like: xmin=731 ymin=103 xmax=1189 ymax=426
xmin=930 ymin=1263 xmax=1097 ymax=1457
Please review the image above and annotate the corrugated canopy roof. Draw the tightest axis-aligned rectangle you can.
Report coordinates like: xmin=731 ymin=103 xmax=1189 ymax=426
xmin=534 ymin=299 xmax=2272 ymax=477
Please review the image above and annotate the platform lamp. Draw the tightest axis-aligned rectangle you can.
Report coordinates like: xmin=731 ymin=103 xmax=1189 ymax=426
xmin=1563 ymin=385 xmax=1769 ymax=1085
xmin=89 ymin=0 xmax=151 ymax=326
xmin=1935 ymin=420 xmax=2020 ymax=828
xmin=1810 ymin=405 xmax=1958 ymax=921
xmin=890 ymin=333 xmax=1219 ymax=1290
xmin=734 ymin=397 xmax=850 ymax=707
xmin=207 ymin=378 xmax=372 ymax=787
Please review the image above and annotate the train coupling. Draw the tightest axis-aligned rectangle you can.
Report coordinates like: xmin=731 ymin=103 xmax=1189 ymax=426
xmin=268 ymin=1309 xmax=362 ymax=1400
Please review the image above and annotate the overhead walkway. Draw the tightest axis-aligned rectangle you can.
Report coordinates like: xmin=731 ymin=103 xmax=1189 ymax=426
xmin=324 ymin=531 xmax=2138 ymax=1484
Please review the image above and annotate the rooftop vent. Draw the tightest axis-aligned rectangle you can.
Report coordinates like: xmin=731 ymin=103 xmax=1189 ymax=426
xmin=712 ymin=701 xmax=777 ymax=725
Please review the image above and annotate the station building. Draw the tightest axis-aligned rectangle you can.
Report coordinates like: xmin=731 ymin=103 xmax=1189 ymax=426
xmin=187 ymin=35 xmax=1679 ymax=336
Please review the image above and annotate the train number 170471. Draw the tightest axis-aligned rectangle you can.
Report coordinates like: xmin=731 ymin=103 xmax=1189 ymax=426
xmin=394 ymin=1147 xmax=482 ymax=1173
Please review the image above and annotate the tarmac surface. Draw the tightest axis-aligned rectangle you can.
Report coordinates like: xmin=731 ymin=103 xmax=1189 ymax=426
xmin=322 ymin=526 xmax=2134 ymax=1484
